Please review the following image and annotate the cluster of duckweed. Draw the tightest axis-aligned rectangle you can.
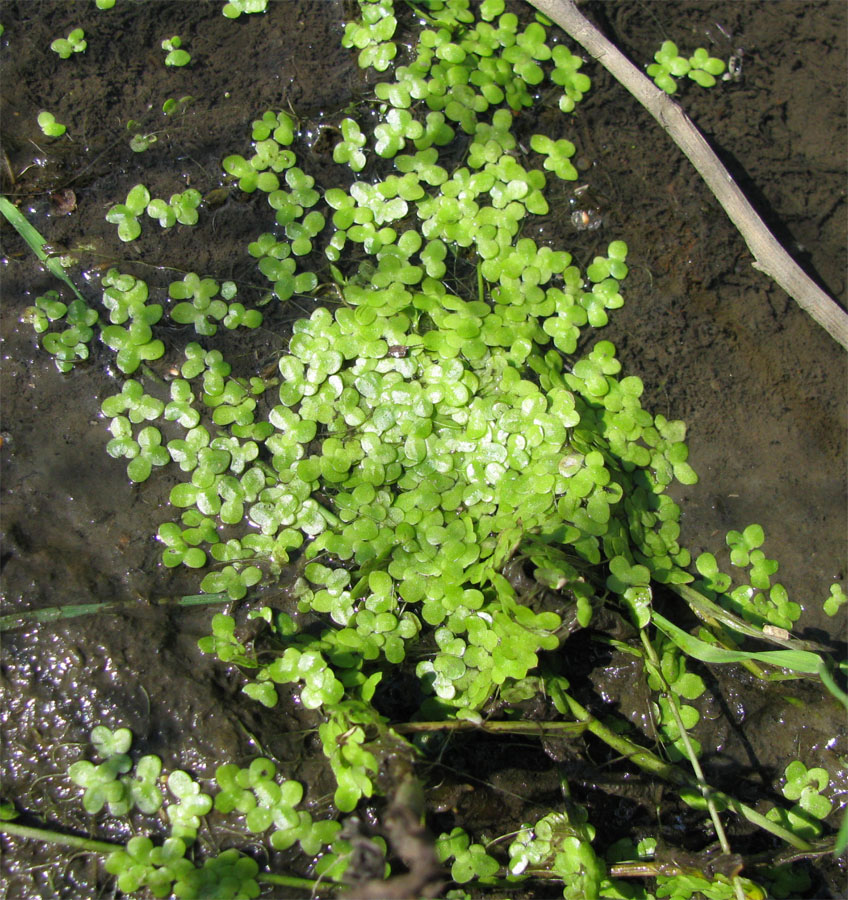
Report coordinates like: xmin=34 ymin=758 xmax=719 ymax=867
xmin=12 ymin=0 xmax=845 ymax=897
xmin=64 ymin=728 xmax=350 ymax=898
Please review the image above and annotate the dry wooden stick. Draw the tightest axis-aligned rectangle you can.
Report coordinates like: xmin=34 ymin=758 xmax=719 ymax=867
xmin=527 ymin=0 xmax=848 ymax=350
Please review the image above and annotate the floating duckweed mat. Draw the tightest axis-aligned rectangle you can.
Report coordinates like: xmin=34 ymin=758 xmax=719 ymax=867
xmin=2 ymin=1 xmax=846 ymax=898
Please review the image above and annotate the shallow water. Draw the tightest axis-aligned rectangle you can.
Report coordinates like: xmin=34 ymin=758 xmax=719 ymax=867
xmin=1 ymin=1 xmax=846 ymax=896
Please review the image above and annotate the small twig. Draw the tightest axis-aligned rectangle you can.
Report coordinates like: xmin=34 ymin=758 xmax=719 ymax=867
xmin=526 ymin=0 xmax=848 ymax=350
xmin=0 ymin=820 xmax=335 ymax=893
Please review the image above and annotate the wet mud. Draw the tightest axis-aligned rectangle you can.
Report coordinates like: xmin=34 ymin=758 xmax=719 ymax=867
xmin=1 ymin=1 xmax=846 ymax=897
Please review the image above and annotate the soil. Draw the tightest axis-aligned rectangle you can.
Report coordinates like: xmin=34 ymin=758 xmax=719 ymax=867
xmin=0 ymin=1 xmax=845 ymax=898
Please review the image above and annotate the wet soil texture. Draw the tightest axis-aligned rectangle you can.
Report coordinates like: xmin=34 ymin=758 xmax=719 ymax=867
xmin=0 ymin=1 xmax=846 ymax=898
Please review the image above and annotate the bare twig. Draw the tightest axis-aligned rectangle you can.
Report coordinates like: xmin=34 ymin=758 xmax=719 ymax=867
xmin=526 ymin=0 xmax=848 ymax=350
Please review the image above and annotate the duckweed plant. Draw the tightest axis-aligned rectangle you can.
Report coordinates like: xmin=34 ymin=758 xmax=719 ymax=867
xmin=6 ymin=1 xmax=846 ymax=898
xmin=647 ymin=41 xmax=726 ymax=93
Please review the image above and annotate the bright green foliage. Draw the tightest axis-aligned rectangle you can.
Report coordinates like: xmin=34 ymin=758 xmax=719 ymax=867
xmin=213 ymin=756 xmax=344 ymax=861
xmin=101 ymin=321 xmax=165 ymax=375
xmin=105 ymin=836 xmax=191 ymax=899
xmin=222 ymin=114 xmax=297 ymax=193
xmin=214 ymin=757 xmax=301 ymax=831
xmin=507 ymin=809 xmax=603 ymax=899
xmin=173 ymin=850 xmax=260 ymax=899
xmin=765 ymin=803 xmax=826 ymax=843
xmin=262 ymin=645 xmax=345 ymax=709
xmin=101 ymin=269 xmax=151 ymax=322
xmin=647 ymin=41 xmax=691 ymax=94
xmin=165 ymin=770 xmax=213 ymax=843
xmin=162 ymin=95 xmax=193 ymax=116
xmin=198 ymin=614 xmax=257 ymax=667
xmin=91 ymin=725 xmax=132 ymax=757
xmin=106 ymin=184 xmax=150 ymax=241
xmin=76 ymin=725 xmax=270 ymax=899
xmin=780 ymin=760 xmax=832 ymax=820
xmin=101 ymin=379 xmax=164 ymax=423
xmin=374 ymin=108 xmax=424 ymax=157
xmin=101 ymin=386 xmax=170 ymax=481
xmin=645 ymin=636 xmax=705 ymax=759
xmin=334 ymin=118 xmax=367 ymax=171
xmin=68 ymin=753 xmax=133 ymax=815
xmin=146 ymin=189 xmax=201 ymax=227
xmin=0 ymin=803 xmax=18 ymax=821
xmin=342 ymin=0 xmax=397 ymax=72
xmin=186 ymin=89 xmax=701 ymax=719
xmin=69 ymin=727 xmax=163 ymax=817
xmin=318 ymin=702 xmax=380 ymax=811
xmin=105 ymin=418 xmax=169 ymax=482
xmin=21 ymin=290 xmax=68 ymax=333
xmin=41 ymin=300 xmax=98 ymax=372
xmin=436 ymin=826 xmax=500 ymax=884
xmin=648 ymin=41 xmax=725 ymax=93
xmin=761 ymin=763 xmax=835 ymax=843
xmin=128 ymin=124 xmax=158 ymax=153
xmin=158 ymin=521 xmax=208 ymax=568
xmin=694 ymin=531 xmax=799 ymax=630
xmin=51 ymin=28 xmax=86 ymax=58
xmin=222 ymin=0 xmax=268 ymax=17
xmin=713 ymin=525 xmax=798 ymax=628
xmin=29 ymin=6 xmax=834 ymax=898
xmin=37 ymin=110 xmax=66 ymax=138
xmin=726 ymin=523 xmax=764 ymax=567
xmin=694 ymin=551 xmax=732 ymax=593
xmin=200 ymin=564 xmax=263 ymax=601
xmin=646 ymin=638 xmax=705 ymax=702
xmin=162 ymin=36 xmax=191 ymax=67
xmin=824 ymin=582 xmax=847 ymax=617
xmin=688 ymin=48 xmax=726 ymax=87
xmin=22 ymin=291 xmax=98 ymax=372
xmin=656 ymin=872 xmax=765 ymax=900
xmin=252 ymin=109 xmax=294 ymax=144
xmin=194 ymin=251 xmax=696 ymax=714
xmin=96 ymin=269 xmax=165 ymax=372
xmin=169 ymin=276 xmax=260 ymax=332
xmin=106 ymin=838 xmax=261 ymax=900
xmin=551 ymin=44 xmax=591 ymax=112
xmin=123 ymin=755 xmax=165 ymax=815
xmin=530 ymin=132 xmax=578 ymax=181
xmin=164 ymin=378 xmax=201 ymax=429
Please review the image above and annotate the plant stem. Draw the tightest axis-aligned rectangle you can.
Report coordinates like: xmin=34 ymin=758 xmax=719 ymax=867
xmin=0 ymin=821 xmax=121 ymax=854
xmin=394 ymin=719 xmax=588 ymax=737
xmin=639 ymin=632 xmax=732 ymax=853
xmin=525 ymin=0 xmax=848 ymax=350
xmin=0 ymin=822 xmax=342 ymax=892
xmin=638 ymin=634 xmax=746 ymax=900
xmin=259 ymin=872 xmax=337 ymax=890
xmin=550 ymin=684 xmax=814 ymax=851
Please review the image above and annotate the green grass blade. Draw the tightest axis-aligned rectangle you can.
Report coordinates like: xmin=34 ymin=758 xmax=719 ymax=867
xmin=817 ymin=658 xmax=848 ymax=712
xmin=673 ymin=582 xmax=829 ymax=653
xmin=0 ymin=592 xmax=231 ymax=631
xmin=652 ymin=612 xmax=824 ymax=675
xmin=0 ymin=821 xmax=121 ymax=854
xmin=835 ymin=806 xmax=848 ymax=857
xmin=0 ymin=196 xmax=87 ymax=303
